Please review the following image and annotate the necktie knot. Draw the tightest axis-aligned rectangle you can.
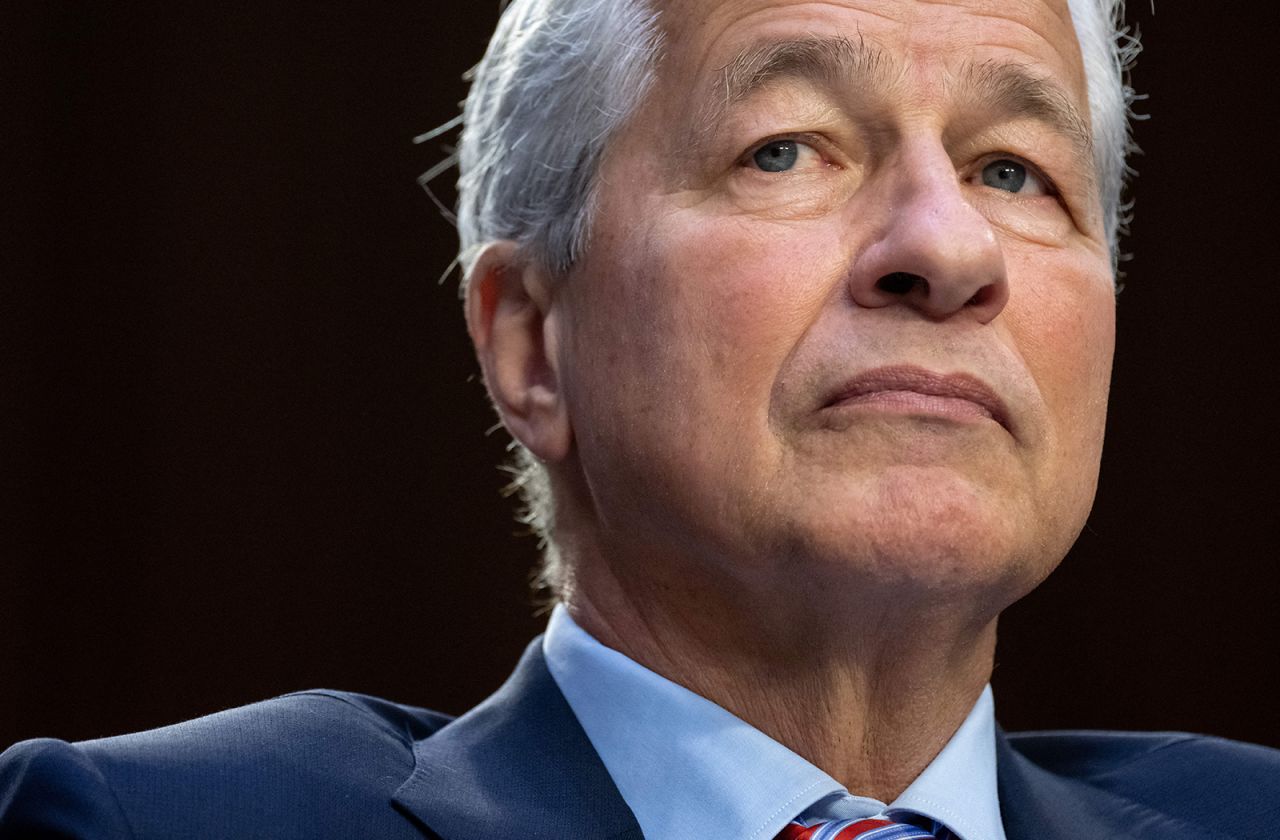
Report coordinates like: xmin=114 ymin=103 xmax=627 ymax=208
xmin=777 ymin=817 xmax=938 ymax=840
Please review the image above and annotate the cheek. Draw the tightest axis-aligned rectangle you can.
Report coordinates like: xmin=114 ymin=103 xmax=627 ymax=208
xmin=1007 ymin=249 xmax=1116 ymax=462
xmin=587 ymin=209 xmax=843 ymax=409
xmin=653 ymin=212 xmax=842 ymax=372
xmin=564 ymin=208 xmax=849 ymax=513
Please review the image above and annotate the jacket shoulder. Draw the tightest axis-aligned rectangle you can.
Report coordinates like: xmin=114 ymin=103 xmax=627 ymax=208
xmin=0 ymin=690 xmax=454 ymax=839
xmin=0 ymin=737 xmax=133 ymax=839
xmin=1007 ymin=729 xmax=1280 ymax=829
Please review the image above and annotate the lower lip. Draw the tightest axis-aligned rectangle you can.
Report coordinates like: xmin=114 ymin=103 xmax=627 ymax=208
xmin=828 ymin=390 xmax=996 ymax=423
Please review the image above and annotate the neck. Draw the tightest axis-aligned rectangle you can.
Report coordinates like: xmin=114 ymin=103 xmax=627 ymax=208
xmin=563 ymin=554 xmax=998 ymax=802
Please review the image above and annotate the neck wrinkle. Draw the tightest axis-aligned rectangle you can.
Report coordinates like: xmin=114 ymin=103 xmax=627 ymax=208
xmin=564 ymin=554 xmax=998 ymax=802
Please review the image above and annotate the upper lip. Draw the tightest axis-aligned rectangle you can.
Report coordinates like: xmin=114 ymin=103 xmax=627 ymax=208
xmin=824 ymin=365 xmax=1013 ymax=432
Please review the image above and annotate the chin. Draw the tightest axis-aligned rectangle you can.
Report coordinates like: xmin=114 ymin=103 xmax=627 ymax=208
xmin=771 ymin=466 xmax=1057 ymax=607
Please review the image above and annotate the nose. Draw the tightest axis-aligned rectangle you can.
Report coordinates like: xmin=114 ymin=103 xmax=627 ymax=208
xmin=848 ymin=151 xmax=1009 ymax=324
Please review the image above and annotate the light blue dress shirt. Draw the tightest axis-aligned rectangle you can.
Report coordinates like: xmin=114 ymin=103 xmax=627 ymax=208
xmin=543 ymin=605 xmax=1007 ymax=840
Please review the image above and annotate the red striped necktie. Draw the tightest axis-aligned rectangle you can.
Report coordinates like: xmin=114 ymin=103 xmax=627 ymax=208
xmin=777 ymin=818 xmax=939 ymax=839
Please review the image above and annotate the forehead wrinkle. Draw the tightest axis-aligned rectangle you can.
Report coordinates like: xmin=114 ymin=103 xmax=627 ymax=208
xmin=950 ymin=58 xmax=1097 ymax=190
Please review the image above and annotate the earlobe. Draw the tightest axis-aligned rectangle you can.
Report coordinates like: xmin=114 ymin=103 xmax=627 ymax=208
xmin=465 ymin=242 xmax=573 ymax=463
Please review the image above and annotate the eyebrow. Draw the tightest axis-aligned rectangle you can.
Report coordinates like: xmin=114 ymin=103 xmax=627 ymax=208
xmin=697 ymin=35 xmax=900 ymax=145
xmin=713 ymin=35 xmax=901 ymax=107
xmin=957 ymin=58 xmax=1096 ymax=179
xmin=697 ymin=35 xmax=1096 ymax=183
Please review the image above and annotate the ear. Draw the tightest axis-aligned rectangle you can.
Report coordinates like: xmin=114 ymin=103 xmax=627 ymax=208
xmin=465 ymin=241 xmax=573 ymax=464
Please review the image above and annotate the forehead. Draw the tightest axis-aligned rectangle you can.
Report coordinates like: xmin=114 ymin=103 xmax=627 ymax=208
xmin=653 ymin=0 xmax=1088 ymax=105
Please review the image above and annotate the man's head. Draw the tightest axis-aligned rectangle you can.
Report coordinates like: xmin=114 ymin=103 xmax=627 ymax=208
xmin=458 ymin=0 xmax=1139 ymax=618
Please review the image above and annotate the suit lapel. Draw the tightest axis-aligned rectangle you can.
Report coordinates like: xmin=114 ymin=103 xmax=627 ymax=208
xmin=995 ymin=726 xmax=1230 ymax=840
xmin=996 ymin=725 xmax=1133 ymax=840
xmin=392 ymin=638 xmax=644 ymax=840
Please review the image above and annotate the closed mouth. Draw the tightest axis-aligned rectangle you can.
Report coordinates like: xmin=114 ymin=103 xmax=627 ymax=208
xmin=825 ymin=365 xmax=1012 ymax=433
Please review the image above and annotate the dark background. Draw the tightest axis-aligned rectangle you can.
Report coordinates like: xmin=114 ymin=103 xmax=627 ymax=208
xmin=4 ymin=3 xmax=1278 ymax=750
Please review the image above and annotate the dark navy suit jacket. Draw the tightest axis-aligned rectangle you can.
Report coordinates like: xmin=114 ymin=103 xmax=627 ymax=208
xmin=3 ymin=639 xmax=1279 ymax=839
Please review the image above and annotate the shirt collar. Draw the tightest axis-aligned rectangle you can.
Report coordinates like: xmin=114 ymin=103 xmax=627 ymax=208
xmin=888 ymin=682 xmax=1005 ymax=840
xmin=542 ymin=605 xmax=1006 ymax=840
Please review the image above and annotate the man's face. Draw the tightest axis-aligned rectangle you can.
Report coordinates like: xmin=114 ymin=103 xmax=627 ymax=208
xmin=555 ymin=0 xmax=1115 ymax=614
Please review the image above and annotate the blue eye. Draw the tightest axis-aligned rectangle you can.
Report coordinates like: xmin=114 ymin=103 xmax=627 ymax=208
xmin=979 ymin=158 xmax=1055 ymax=197
xmin=753 ymin=140 xmax=800 ymax=172
xmin=982 ymin=159 xmax=1028 ymax=192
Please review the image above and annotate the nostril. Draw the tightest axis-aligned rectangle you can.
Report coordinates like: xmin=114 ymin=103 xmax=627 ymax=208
xmin=877 ymin=272 xmax=923 ymax=296
xmin=966 ymin=284 xmax=998 ymax=307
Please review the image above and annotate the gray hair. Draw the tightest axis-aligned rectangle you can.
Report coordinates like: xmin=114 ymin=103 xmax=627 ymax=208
xmin=451 ymin=0 xmax=1142 ymax=598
